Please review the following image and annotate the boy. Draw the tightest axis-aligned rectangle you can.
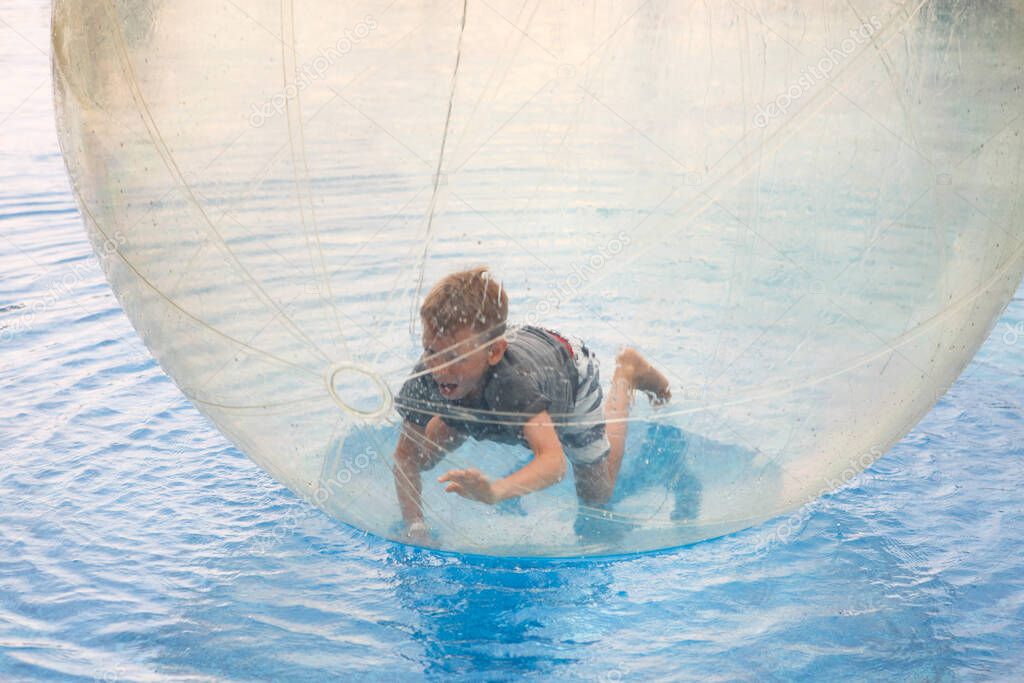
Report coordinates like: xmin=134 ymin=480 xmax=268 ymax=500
xmin=392 ymin=267 xmax=671 ymax=542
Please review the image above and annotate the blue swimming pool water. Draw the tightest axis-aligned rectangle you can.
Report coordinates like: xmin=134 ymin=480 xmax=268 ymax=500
xmin=2 ymin=1 xmax=1024 ymax=680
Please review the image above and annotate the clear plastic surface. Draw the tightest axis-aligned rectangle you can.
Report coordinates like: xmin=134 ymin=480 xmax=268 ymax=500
xmin=53 ymin=0 xmax=1024 ymax=556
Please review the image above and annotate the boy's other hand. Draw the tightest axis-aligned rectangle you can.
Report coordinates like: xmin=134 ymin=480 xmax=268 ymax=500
xmin=438 ymin=468 xmax=497 ymax=504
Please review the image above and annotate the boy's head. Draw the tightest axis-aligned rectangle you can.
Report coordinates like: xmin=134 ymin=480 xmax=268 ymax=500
xmin=420 ymin=267 xmax=509 ymax=400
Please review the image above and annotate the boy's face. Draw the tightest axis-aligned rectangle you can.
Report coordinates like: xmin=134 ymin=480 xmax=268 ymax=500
xmin=422 ymin=324 xmax=507 ymax=400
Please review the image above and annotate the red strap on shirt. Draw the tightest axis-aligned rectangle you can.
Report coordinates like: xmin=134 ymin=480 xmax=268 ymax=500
xmin=546 ymin=329 xmax=575 ymax=360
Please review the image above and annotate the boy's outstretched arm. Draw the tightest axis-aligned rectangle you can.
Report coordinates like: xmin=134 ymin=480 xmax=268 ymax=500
xmin=393 ymin=416 xmax=465 ymax=532
xmin=439 ymin=410 xmax=568 ymax=504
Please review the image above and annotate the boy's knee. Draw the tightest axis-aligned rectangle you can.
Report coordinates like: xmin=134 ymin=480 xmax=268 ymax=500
xmin=574 ymin=467 xmax=614 ymax=506
xmin=580 ymin=489 xmax=612 ymax=507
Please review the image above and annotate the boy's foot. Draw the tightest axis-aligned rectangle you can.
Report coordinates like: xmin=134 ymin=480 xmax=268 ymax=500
xmin=616 ymin=348 xmax=672 ymax=405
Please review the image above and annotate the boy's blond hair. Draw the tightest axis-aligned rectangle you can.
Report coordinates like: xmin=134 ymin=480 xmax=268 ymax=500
xmin=421 ymin=266 xmax=508 ymax=340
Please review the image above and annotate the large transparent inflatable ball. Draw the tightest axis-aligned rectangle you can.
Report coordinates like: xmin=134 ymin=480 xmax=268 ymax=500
xmin=53 ymin=1 xmax=1024 ymax=556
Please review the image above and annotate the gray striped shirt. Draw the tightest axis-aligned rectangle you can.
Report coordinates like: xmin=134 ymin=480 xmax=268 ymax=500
xmin=396 ymin=325 xmax=604 ymax=449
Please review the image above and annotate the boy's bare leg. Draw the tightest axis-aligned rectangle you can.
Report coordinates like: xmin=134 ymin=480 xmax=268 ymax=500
xmin=574 ymin=347 xmax=671 ymax=506
xmin=604 ymin=347 xmax=671 ymax=485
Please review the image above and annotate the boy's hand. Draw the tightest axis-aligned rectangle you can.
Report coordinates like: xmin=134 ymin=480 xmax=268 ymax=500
xmin=404 ymin=520 xmax=433 ymax=545
xmin=438 ymin=468 xmax=497 ymax=504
